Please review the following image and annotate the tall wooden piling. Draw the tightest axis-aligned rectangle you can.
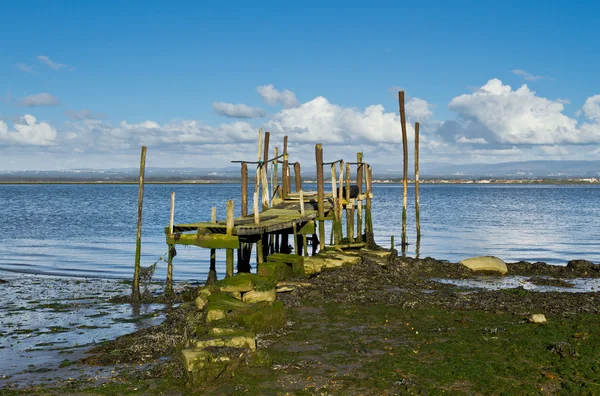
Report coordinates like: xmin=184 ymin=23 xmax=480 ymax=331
xmin=166 ymin=191 xmax=175 ymax=295
xmin=345 ymin=162 xmax=353 ymax=241
xmin=399 ymin=91 xmax=408 ymax=247
xmin=330 ymin=164 xmax=339 ymax=244
xmin=365 ymin=165 xmax=374 ymax=246
xmin=282 ymin=136 xmax=289 ymax=199
xmin=294 ymin=163 xmax=302 ymax=192
xmin=337 ymin=161 xmax=344 ymax=243
xmin=356 ymin=152 xmax=363 ymax=243
xmin=415 ymin=122 xmax=421 ymax=239
xmin=262 ymin=132 xmax=270 ymax=210
xmin=273 ymin=147 xmax=279 ymax=198
xmin=241 ymin=163 xmax=248 ymax=217
xmin=315 ymin=144 xmax=325 ymax=252
xmin=253 ymin=129 xmax=263 ymax=225
xmin=132 ymin=145 xmax=147 ymax=302
xmin=226 ymin=200 xmax=234 ymax=277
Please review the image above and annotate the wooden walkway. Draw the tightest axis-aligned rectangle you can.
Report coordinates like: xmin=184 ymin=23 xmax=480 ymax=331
xmin=165 ymin=192 xmax=334 ymax=248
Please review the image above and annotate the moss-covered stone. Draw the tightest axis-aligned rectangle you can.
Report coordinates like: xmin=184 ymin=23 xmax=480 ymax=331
xmin=195 ymin=294 xmax=208 ymax=311
xmin=247 ymin=349 xmax=272 ymax=368
xmin=205 ymin=293 xmax=250 ymax=322
xmin=215 ymin=273 xmax=254 ymax=293
xmin=180 ymin=347 xmax=248 ymax=385
xmin=231 ymin=301 xmax=286 ymax=333
xmin=195 ymin=331 xmax=256 ymax=350
xmin=257 ymin=262 xmax=290 ymax=281
xmin=266 ymin=253 xmax=305 ymax=277
xmin=460 ymin=256 xmax=508 ymax=275
xmin=251 ymin=275 xmax=276 ymax=291
xmin=304 ymin=253 xmax=362 ymax=275
xmin=242 ymin=288 xmax=277 ymax=304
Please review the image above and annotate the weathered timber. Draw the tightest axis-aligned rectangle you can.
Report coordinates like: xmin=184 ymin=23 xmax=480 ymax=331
xmin=282 ymin=136 xmax=289 ymax=199
xmin=415 ymin=121 xmax=421 ymax=239
xmin=132 ymin=145 xmax=146 ymax=302
xmin=356 ymin=152 xmax=363 ymax=243
xmin=166 ymin=191 xmax=175 ymax=295
xmin=399 ymin=91 xmax=408 ymax=247
xmin=261 ymin=132 xmax=270 ymax=210
xmin=241 ymin=163 xmax=248 ymax=217
xmin=315 ymin=144 xmax=325 ymax=252
xmin=294 ymin=162 xmax=302 ymax=192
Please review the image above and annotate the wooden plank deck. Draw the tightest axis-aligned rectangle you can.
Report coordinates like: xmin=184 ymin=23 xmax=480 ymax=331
xmin=166 ymin=196 xmax=334 ymax=241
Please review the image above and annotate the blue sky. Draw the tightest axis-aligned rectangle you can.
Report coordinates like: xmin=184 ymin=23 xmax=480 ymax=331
xmin=1 ymin=1 xmax=600 ymax=171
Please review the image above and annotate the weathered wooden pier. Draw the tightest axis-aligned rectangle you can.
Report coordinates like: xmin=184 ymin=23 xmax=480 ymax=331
xmin=162 ymin=131 xmax=374 ymax=284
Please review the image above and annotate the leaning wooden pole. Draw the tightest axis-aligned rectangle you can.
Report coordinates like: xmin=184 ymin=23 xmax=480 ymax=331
xmin=399 ymin=91 xmax=408 ymax=247
xmin=415 ymin=122 xmax=421 ymax=239
xmin=165 ymin=191 xmax=175 ymax=295
xmin=315 ymin=144 xmax=325 ymax=252
xmin=132 ymin=145 xmax=146 ymax=302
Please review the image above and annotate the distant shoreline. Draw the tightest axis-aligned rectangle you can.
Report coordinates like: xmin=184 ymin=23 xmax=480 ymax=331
xmin=0 ymin=179 xmax=598 ymax=185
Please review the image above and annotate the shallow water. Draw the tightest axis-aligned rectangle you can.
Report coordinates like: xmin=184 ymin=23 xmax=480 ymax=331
xmin=1 ymin=183 xmax=599 ymax=281
xmin=0 ymin=270 xmax=174 ymax=382
xmin=433 ymin=276 xmax=600 ymax=293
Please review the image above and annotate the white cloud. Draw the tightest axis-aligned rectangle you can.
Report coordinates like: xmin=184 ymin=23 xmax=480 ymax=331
xmin=257 ymin=84 xmax=299 ymax=108
xmin=36 ymin=55 xmax=67 ymax=70
xmin=447 ymin=79 xmax=599 ymax=144
xmin=212 ymin=102 xmax=266 ymax=118
xmin=17 ymin=63 xmax=35 ymax=74
xmin=540 ymin=145 xmax=569 ymax=156
xmin=512 ymin=69 xmax=548 ymax=81
xmin=21 ymin=92 xmax=60 ymax=107
xmin=581 ymin=95 xmax=600 ymax=121
xmin=0 ymin=115 xmax=57 ymax=146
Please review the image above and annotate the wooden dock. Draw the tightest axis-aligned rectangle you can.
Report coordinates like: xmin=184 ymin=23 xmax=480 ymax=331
xmin=156 ymin=131 xmax=374 ymax=290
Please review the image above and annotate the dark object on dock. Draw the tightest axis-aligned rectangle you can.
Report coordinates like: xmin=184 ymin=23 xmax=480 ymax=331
xmin=343 ymin=184 xmax=359 ymax=199
xmin=0 ymin=279 xmax=6 ymax=284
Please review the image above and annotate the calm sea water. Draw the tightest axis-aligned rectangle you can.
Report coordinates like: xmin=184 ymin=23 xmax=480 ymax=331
xmin=1 ymin=183 xmax=599 ymax=281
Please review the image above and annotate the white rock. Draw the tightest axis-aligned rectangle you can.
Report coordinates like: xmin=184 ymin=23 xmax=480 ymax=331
xmin=529 ymin=314 xmax=547 ymax=324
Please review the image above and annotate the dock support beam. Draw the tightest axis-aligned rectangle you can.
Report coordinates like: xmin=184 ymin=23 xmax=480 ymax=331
xmin=356 ymin=152 xmax=363 ymax=243
xmin=226 ymin=200 xmax=234 ymax=277
xmin=206 ymin=206 xmax=217 ymax=285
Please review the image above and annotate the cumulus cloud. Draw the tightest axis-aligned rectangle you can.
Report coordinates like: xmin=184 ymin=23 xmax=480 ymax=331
xmin=447 ymin=79 xmax=599 ymax=144
xmin=581 ymin=95 xmax=600 ymax=121
xmin=212 ymin=102 xmax=267 ymax=118
xmin=36 ymin=55 xmax=67 ymax=70
xmin=0 ymin=115 xmax=57 ymax=146
xmin=257 ymin=84 xmax=299 ymax=108
xmin=21 ymin=93 xmax=60 ymax=107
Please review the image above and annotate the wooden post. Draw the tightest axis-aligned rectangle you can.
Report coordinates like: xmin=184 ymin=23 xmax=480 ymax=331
xmin=292 ymin=223 xmax=299 ymax=255
xmin=132 ymin=145 xmax=146 ymax=302
xmin=345 ymin=162 xmax=353 ymax=242
xmin=330 ymin=164 xmax=339 ymax=244
xmin=399 ymin=91 xmax=408 ymax=247
xmin=226 ymin=200 xmax=234 ymax=277
xmin=299 ymin=189 xmax=305 ymax=215
xmin=356 ymin=152 xmax=363 ymax=243
xmin=166 ymin=191 xmax=175 ymax=295
xmin=262 ymin=132 xmax=270 ymax=210
xmin=207 ymin=207 xmax=217 ymax=285
xmin=365 ymin=165 xmax=374 ymax=246
xmin=241 ymin=163 xmax=248 ymax=217
xmin=253 ymin=129 xmax=262 ymax=225
xmin=315 ymin=144 xmax=325 ymax=252
xmin=282 ymin=136 xmax=289 ymax=199
xmin=338 ymin=161 xmax=344 ymax=242
xmin=415 ymin=122 xmax=421 ymax=239
xmin=273 ymin=147 xmax=279 ymax=198
xmin=294 ymin=162 xmax=302 ymax=192
xmin=391 ymin=235 xmax=395 ymax=250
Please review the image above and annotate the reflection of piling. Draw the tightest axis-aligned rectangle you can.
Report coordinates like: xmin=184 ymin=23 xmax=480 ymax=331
xmin=315 ymin=144 xmax=325 ymax=252
xmin=415 ymin=122 xmax=421 ymax=240
xmin=166 ymin=191 xmax=175 ymax=295
xmin=399 ymin=91 xmax=408 ymax=248
xmin=132 ymin=145 xmax=146 ymax=302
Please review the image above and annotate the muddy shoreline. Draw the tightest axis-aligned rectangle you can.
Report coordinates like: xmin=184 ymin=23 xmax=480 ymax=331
xmin=3 ymin=255 xmax=600 ymax=394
